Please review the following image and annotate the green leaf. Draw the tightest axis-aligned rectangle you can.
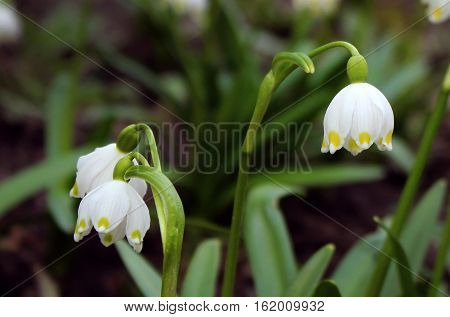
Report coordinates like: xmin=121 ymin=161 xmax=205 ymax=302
xmin=252 ymin=164 xmax=385 ymax=188
xmin=285 ymin=244 xmax=335 ymax=297
xmin=181 ymin=239 xmax=221 ymax=297
xmin=384 ymin=137 xmax=414 ymax=173
xmin=116 ymin=240 xmax=162 ymax=297
xmin=0 ymin=151 xmax=83 ymax=217
xmin=45 ymin=73 xmax=77 ymax=232
xmin=381 ymin=180 xmax=447 ymax=296
xmin=47 ymin=188 xmax=76 ymax=234
xmin=374 ymin=217 xmax=416 ymax=296
xmin=380 ymin=60 xmax=427 ymax=103
xmin=332 ymin=229 xmax=386 ymax=296
xmin=333 ymin=180 xmax=446 ymax=296
xmin=244 ymin=184 xmax=297 ymax=296
xmin=313 ymin=280 xmax=342 ymax=297
xmin=429 ymin=205 xmax=450 ymax=296
xmin=97 ymin=44 xmax=182 ymax=105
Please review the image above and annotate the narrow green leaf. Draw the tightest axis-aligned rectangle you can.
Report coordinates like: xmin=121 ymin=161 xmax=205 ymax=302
xmin=285 ymin=244 xmax=335 ymax=297
xmin=374 ymin=217 xmax=416 ymax=296
xmin=380 ymin=60 xmax=427 ymax=102
xmin=429 ymin=205 xmax=450 ymax=296
xmin=252 ymin=164 xmax=384 ymax=188
xmin=333 ymin=180 xmax=447 ymax=296
xmin=116 ymin=240 xmax=162 ymax=297
xmin=244 ymin=184 xmax=297 ymax=296
xmin=384 ymin=137 xmax=414 ymax=173
xmin=381 ymin=180 xmax=447 ymax=296
xmin=45 ymin=73 xmax=77 ymax=232
xmin=313 ymin=280 xmax=342 ymax=297
xmin=0 ymin=151 xmax=83 ymax=217
xmin=332 ymin=229 xmax=386 ymax=296
xmin=181 ymin=239 xmax=221 ymax=297
xmin=97 ymin=44 xmax=182 ymax=104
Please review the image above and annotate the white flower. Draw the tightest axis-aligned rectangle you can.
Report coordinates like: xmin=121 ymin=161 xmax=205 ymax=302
xmin=321 ymin=83 xmax=394 ymax=156
xmin=293 ymin=0 xmax=340 ymax=16
xmin=70 ymin=143 xmax=147 ymax=198
xmin=422 ymin=0 xmax=450 ymax=23
xmin=167 ymin=0 xmax=207 ymax=14
xmin=0 ymin=3 xmax=21 ymax=43
xmin=74 ymin=180 xmax=150 ymax=252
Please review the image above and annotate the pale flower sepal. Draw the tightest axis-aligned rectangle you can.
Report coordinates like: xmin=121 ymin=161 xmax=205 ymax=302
xmin=321 ymin=83 xmax=394 ymax=156
xmin=73 ymin=180 xmax=150 ymax=252
xmin=70 ymin=143 xmax=147 ymax=198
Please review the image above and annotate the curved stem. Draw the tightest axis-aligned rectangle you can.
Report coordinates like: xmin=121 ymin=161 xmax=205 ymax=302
xmin=125 ymin=165 xmax=185 ymax=297
xmin=135 ymin=123 xmax=167 ymax=250
xmin=241 ymin=71 xmax=276 ymax=154
xmin=308 ymin=41 xmax=360 ymax=58
xmin=128 ymin=152 xmax=150 ymax=167
xmin=137 ymin=123 xmax=161 ymax=170
xmin=366 ymin=81 xmax=449 ymax=296
xmin=222 ymin=41 xmax=361 ymax=296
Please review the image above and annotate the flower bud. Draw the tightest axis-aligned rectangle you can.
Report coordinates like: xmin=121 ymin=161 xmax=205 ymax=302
xmin=116 ymin=124 xmax=139 ymax=153
xmin=113 ymin=156 xmax=133 ymax=181
xmin=347 ymin=55 xmax=368 ymax=83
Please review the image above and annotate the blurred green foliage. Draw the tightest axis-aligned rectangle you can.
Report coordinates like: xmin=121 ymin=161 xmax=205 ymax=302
xmin=0 ymin=0 xmax=448 ymax=296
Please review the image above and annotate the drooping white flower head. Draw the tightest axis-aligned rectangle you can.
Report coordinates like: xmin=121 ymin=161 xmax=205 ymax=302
xmin=74 ymin=180 xmax=150 ymax=253
xmin=70 ymin=143 xmax=147 ymax=198
xmin=0 ymin=2 xmax=21 ymax=43
xmin=422 ymin=0 xmax=450 ymax=23
xmin=293 ymin=0 xmax=340 ymax=16
xmin=321 ymin=83 xmax=394 ymax=156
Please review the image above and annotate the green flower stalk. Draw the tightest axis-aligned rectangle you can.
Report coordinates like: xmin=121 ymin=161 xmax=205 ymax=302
xmin=222 ymin=41 xmax=374 ymax=296
xmin=366 ymin=64 xmax=450 ymax=296
xmin=125 ymin=165 xmax=185 ymax=297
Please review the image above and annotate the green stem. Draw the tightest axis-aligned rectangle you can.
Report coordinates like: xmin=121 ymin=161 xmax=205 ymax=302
xmin=222 ymin=41 xmax=359 ymax=296
xmin=137 ymin=123 xmax=161 ymax=170
xmin=308 ymin=41 xmax=360 ymax=58
xmin=221 ymin=155 xmax=250 ymax=296
xmin=128 ymin=152 xmax=150 ymax=167
xmin=125 ymin=166 xmax=185 ymax=297
xmin=366 ymin=86 xmax=449 ymax=296
xmin=428 ymin=205 xmax=450 ymax=297
xmin=136 ymin=124 xmax=167 ymax=250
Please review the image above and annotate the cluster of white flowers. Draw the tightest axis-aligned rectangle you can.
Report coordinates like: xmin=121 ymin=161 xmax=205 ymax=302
xmin=422 ymin=0 xmax=450 ymax=23
xmin=71 ymin=144 xmax=150 ymax=253
xmin=293 ymin=0 xmax=340 ymax=17
xmin=0 ymin=2 xmax=21 ymax=43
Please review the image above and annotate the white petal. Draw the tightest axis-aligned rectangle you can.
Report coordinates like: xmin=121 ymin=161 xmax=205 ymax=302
xmin=80 ymin=180 xmax=130 ymax=234
xmin=129 ymin=159 xmax=147 ymax=197
xmin=323 ymin=84 xmax=356 ymax=153
xmin=0 ymin=4 xmax=21 ymax=42
xmin=73 ymin=143 xmax=127 ymax=198
xmin=427 ymin=0 xmax=450 ymax=23
xmin=125 ymin=186 xmax=150 ymax=253
xmin=129 ymin=178 xmax=147 ymax=197
xmin=74 ymin=201 xmax=93 ymax=242
xmin=343 ymin=136 xmax=362 ymax=156
xmin=350 ymin=83 xmax=384 ymax=150
xmin=98 ymin=219 xmax=126 ymax=247
xmin=365 ymin=84 xmax=394 ymax=151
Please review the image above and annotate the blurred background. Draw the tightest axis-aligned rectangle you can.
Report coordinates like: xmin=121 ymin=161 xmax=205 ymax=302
xmin=0 ymin=0 xmax=448 ymax=296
